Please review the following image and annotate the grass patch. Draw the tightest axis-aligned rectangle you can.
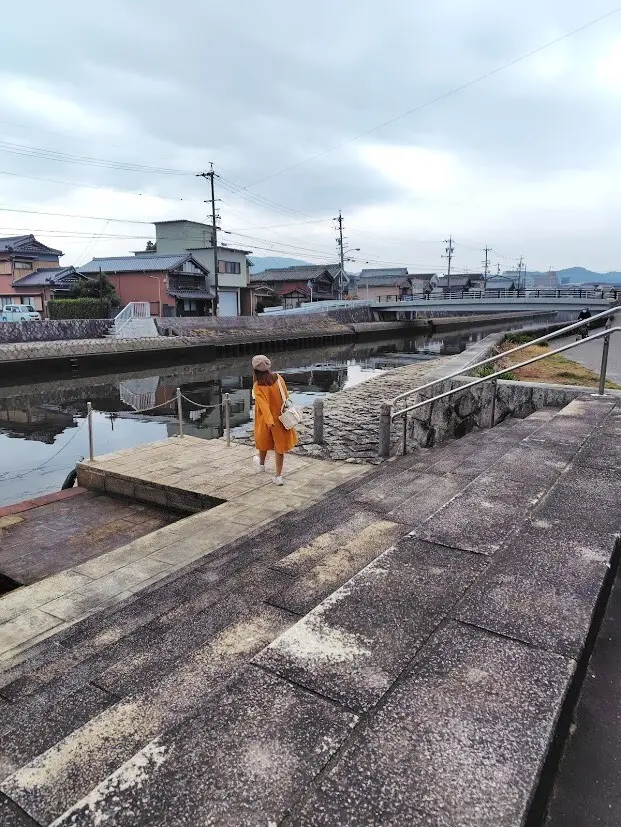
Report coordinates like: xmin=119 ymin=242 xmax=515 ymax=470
xmin=504 ymin=331 xmax=541 ymax=345
xmin=496 ymin=342 xmax=621 ymax=389
xmin=474 ymin=363 xmax=517 ymax=381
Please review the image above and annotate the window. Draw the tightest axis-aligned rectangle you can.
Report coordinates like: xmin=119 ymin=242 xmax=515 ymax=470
xmin=217 ymin=260 xmax=241 ymax=275
xmin=14 ymin=261 xmax=32 ymax=270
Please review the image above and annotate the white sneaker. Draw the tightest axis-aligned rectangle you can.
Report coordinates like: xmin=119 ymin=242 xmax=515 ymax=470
xmin=272 ymin=476 xmax=284 ymax=486
xmin=253 ymin=456 xmax=265 ymax=472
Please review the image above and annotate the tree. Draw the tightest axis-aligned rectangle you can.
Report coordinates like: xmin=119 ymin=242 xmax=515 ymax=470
xmin=145 ymin=240 xmax=157 ymax=252
xmin=70 ymin=274 xmax=120 ymax=307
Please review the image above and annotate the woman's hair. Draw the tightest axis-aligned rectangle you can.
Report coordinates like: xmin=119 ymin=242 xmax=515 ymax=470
xmin=254 ymin=369 xmax=277 ymax=386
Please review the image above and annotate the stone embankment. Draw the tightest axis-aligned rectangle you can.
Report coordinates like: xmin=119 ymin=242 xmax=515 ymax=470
xmin=0 ymin=310 xmax=546 ymax=380
xmin=0 ymin=318 xmax=111 ymax=344
xmin=294 ymin=335 xmax=501 ymax=461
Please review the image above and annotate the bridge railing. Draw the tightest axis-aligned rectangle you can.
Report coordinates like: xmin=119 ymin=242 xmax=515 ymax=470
xmin=391 ymin=288 xmax=617 ymax=302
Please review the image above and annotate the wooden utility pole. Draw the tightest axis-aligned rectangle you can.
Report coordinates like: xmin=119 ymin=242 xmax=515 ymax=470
xmin=482 ymin=247 xmax=491 ymax=290
xmin=516 ymin=255 xmax=524 ymax=293
xmin=336 ymin=211 xmax=345 ymax=300
xmin=196 ymin=165 xmax=219 ymax=316
xmin=443 ymin=237 xmax=454 ymax=292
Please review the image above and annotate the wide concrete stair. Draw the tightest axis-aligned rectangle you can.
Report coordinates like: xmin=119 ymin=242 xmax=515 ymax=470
xmin=0 ymin=397 xmax=619 ymax=825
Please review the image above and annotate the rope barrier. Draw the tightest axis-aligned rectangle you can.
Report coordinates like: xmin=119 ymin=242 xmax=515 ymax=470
xmin=128 ymin=398 xmax=177 ymax=414
xmin=180 ymin=393 xmax=225 ymax=410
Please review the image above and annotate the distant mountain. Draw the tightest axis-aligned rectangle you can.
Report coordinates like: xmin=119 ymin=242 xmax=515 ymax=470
xmin=248 ymin=256 xmax=310 ymax=273
xmin=555 ymin=267 xmax=621 ymax=285
xmin=528 ymin=267 xmax=621 ymax=285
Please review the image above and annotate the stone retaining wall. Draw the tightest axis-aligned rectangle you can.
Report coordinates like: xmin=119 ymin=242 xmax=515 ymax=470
xmin=0 ymin=318 xmax=111 ymax=344
xmin=404 ymin=377 xmax=594 ymax=453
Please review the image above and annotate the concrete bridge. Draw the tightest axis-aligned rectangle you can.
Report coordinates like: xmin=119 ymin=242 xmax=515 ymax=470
xmin=263 ymin=292 xmax=614 ymax=318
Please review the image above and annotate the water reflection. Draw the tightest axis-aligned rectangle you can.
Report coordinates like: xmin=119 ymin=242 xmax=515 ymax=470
xmin=0 ymin=322 xmax=533 ymax=506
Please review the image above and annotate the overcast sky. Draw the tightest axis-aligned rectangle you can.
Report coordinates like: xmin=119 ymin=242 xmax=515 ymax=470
xmin=1 ymin=0 xmax=620 ymax=273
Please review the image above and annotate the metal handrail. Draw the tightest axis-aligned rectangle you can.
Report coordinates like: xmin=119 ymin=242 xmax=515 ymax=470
xmin=391 ymin=304 xmax=618 ymax=409
xmin=393 ymin=327 xmax=618 ymax=420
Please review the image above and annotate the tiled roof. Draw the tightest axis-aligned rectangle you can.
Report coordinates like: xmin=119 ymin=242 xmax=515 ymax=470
xmin=80 ymin=253 xmax=198 ymax=273
xmin=0 ymin=234 xmax=63 ymax=256
xmin=485 ymin=278 xmax=515 ymax=289
xmin=11 ymin=266 xmax=86 ymax=287
xmin=358 ymin=268 xmax=408 ymax=280
xmin=250 ymin=264 xmax=340 ymax=283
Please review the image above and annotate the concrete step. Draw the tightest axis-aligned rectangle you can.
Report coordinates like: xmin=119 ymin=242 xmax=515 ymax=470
xmin=0 ymin=400 xmax=614 ymax=825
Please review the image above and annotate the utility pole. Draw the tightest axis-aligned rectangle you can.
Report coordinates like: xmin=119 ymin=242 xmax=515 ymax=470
xmin=196 ymin=164 xmax=219 ymax=316
xmin=443 ymin=237 xmax=454 ymax=292
xmin=336 ymin=210 xmax=345 ymax=300
xmin=516 ymin=255 xmax=524 ymax=293
xmin=497 ymin=263 xmax=501 ymax=276
xmin=482 ymin=247 xmax=491 ymax=290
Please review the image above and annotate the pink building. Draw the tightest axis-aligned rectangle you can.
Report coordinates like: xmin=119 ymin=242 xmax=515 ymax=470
xmin=80 ymin=252 xmax=214 ymax=316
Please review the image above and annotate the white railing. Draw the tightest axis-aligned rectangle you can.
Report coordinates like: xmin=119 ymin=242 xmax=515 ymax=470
xmin=113 ymin=302 xmax=151 ymax=336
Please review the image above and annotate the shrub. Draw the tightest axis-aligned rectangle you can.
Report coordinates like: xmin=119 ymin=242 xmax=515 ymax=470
xmin=48 ymin=299 xmax=110 ymax=319
xmin=473 ymin=363 xmax=517 ymax=381
xmin=504 ymin=331 xmax=541 ymax=345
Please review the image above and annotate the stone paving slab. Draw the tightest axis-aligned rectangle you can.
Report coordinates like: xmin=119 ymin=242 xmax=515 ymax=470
xmin=411 ymin=470 xmax=552 ymax=556
xmin=0 ymin=684 xmax=115 ymax=782
xmin=0 ymin=438 xmax=368 ymax=663
xmin=291 ymin=622 xmax=574 ymax=827
xmin=456 ymin=521 xmax=616 ymax=659
xmin=1 ymin=608 xmax=294 ymax=825
xmin=51 ymin=666 xmax=358 ymax=827
xmin=257 ymin=539 xmax=487 ymax=711
xmin=268 ymin=520 xmax=403 ymax=616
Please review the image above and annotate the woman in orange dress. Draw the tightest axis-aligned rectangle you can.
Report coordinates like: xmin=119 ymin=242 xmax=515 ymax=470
xmin=252 ymin=354 xmax=298 ymax=485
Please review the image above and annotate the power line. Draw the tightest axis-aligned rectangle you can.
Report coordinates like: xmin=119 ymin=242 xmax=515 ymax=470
xmin=0 ymin=140 xmax=194 ymax=176
xmin=0 ymin=168 xmax=206 ymax=203
xmin=0 ymin=206 xmax=153 ymax=224
xmin=244 ymin=7 xmax=621 ymax=187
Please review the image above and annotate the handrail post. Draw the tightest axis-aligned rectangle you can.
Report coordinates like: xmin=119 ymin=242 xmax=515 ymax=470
xmin=599 ymin=334 xmax=611 ymax=395
xmin=176 ymin=387 xmax=184 ymax=437
xmin=489 ymin=379 xmax=497 ymax=428
xmin=313 ymin=398 xmax=324 ymax=444
xmin=402 ymin=410 xmax=408 ymax=455
xmin=379 ymin=403 xmax=391 ymax=457
xmin=225 ymin=393 xmax=231 ymax=446
xmin=87 ymin=401 xmax=94 ymax=461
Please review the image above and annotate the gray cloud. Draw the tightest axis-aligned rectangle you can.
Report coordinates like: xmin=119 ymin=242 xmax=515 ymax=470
xmin=0 ymin=0 xmax=620 ymax=269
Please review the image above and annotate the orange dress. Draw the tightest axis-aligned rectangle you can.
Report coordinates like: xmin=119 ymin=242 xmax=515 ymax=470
xmin=253 ymin=374 xmax=298 ymax=454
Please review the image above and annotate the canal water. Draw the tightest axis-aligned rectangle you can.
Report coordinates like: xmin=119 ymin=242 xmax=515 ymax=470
xmin=0 ymin=322 xmax=532 ymax=507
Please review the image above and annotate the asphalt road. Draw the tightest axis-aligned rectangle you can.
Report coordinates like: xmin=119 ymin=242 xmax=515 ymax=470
xmin=545 ymin=574 xmax=621 ymax=826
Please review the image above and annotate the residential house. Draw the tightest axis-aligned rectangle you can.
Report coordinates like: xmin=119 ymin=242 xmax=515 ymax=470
xmin=249 ymin=264 xmax=341 ymax=310
xmin=152 ymin=220 xmax=252 ymax=316
xmin=355 ymin=268 xmax=410 ymax=302
xmin=11 ymin=266 xmax=91 ymax=306
xmin=485 ymin=277 xmax=516 ymax=292
xmin=80 ymin=253 xmax=214 ymax=317
xmin=430 ymin=274 xmax=474 ymax=295
xmin=407 ymin=273 xmax=436 ymax=296
xmin=0 ymin=234 xmax=64 ymax=312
